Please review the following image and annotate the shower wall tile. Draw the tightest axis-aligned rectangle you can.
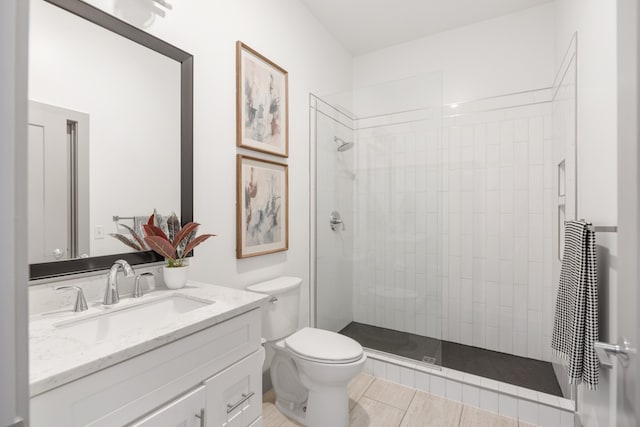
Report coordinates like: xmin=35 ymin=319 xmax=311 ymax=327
xmin=440 ymin=101 xmax=554 ymax=362
xmin=353 ymin=120 xmax=442 ymax=339
xmin=350 ymin=97 xmax=553 ymax=363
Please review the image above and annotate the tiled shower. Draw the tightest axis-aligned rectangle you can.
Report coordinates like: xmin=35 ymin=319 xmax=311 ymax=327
xmin=311 ymin=74 xmax=567 ymax=404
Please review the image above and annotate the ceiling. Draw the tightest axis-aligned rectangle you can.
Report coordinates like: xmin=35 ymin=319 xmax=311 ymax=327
xmin=299 ymin=0 xmax=553 ymax=55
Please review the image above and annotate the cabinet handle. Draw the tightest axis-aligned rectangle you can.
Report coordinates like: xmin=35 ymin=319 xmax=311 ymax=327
xmin=226 ymin=391 xmax=255 ymax=413
xmin=194 ymin=408 xmax=205 ymax=427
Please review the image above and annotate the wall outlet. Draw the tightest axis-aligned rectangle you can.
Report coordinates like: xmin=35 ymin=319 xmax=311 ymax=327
xmin=95 ymin=225 xmax=104 ymax=239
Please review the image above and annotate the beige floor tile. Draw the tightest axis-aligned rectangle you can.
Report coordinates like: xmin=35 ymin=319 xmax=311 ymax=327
xmin=364 ymin=378 xmax=416 ymax=411
xmin=350 ymin=396 xmax=406 ymax=427
xmin=279 ymin=417 xmax=304 ymax=427
xmin=263 ymin=388 xmax=277 ymax=404
xmin=348 ymin=373 xmax=376 ymax=409
xmin=400 ymin=391 xmax=462 ymax=427
xmin=262 ymin=402 xmax=289 ymax=427
xmin=518 ymin=422 xmax=540 ymax=427
xmin=459 ymin=406 xmax=518 ymax=427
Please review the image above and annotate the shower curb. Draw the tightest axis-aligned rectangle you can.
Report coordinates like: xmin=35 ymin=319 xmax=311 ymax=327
xmin=364 ymin=349 xmax=575 ymax=427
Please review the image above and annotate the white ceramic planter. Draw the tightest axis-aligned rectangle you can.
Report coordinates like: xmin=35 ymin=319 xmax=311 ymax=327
xmin=163 ymin=265 xmax=189 ymax=289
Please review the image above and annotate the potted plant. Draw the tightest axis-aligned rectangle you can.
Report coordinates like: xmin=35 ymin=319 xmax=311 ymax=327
xmin=141 ymin=211 xmax=215 ymax=289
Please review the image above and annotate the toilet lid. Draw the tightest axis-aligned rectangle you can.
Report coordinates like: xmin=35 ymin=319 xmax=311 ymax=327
xmin=285 ymin=327 xmax=363 ymax=364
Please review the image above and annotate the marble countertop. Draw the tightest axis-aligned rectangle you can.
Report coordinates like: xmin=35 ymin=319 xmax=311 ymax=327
xmin=29 ymin=281 xmax=268 ymax=397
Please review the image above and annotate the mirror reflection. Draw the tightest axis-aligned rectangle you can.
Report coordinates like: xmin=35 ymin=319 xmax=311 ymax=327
xmin=27 ymin=0 xmax=181 ymax=264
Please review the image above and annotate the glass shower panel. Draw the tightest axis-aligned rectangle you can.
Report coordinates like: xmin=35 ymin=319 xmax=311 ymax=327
xmin=313 ymin=72 xmax=444 ymax=366
xmin=311 ymin=95 xmax=356 ymax=334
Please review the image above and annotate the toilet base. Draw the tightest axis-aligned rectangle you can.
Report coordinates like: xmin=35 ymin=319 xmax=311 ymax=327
xmin=275 ymin=387 xmax=350 ymax=427
xmin=305 ymin=386 xmax=349 ymax=427
xmin=275 ymin=399 xmax=308 ymax=426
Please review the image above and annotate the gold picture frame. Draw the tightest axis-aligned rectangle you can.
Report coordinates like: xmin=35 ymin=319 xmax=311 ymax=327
xmin=236 ymin=41 xmax=289 ymax=157
xmin=236 ymin=155 xmax=288 ymax=258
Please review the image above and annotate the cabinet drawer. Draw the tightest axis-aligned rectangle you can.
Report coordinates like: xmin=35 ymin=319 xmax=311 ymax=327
xmin=205 ymin=349 xmax=264 ymax=427
xmin=129 ymin=386 xmax=206 ymax=427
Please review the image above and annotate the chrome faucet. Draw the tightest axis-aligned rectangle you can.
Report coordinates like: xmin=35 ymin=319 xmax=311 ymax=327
xmin=55 ymin=285 xmax=88 ymax=312
xmin=104 ymin=259 xmax=135 ymax=305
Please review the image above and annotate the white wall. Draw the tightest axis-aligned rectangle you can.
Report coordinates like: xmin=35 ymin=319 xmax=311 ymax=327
xmin=46 ymin=0 xmax=354 ymax=327
xmin=353 ymin=3 xmax=555 ymax=104
xmin=554 ymin=1 xmax=619 ymax=426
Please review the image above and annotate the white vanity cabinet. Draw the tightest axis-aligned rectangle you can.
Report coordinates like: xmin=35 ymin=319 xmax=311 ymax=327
xmin=31 ymin=308 xmax=264 ymax=427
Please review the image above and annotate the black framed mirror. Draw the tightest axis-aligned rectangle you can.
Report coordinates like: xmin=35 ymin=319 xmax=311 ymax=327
xmin=29 ymin=0 xmax=193 ymax=280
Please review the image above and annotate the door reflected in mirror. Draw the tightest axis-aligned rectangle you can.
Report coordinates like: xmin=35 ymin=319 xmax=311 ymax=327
xmin=28 ymin=0 xmax=181 ymax=266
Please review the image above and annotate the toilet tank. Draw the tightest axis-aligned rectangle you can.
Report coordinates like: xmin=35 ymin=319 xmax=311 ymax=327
xmin=246 ymin=276 xmax=302 ymax=341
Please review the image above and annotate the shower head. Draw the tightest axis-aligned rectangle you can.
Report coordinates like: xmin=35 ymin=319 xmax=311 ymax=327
xmin=334 ymin=136 xmax=354 ymax=152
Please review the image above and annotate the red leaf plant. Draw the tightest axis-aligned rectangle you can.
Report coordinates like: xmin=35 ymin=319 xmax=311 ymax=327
xmin=142 ymin=211 xmax=216 ymax=268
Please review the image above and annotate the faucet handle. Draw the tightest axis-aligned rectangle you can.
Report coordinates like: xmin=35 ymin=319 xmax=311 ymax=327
xmin=133 ymin=272 xmax=154 ymax=298
xmin=55 ymin=286 xmax=89 ymax=312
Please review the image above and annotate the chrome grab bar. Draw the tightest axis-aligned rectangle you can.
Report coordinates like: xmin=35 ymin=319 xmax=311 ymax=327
xmin=594 ymin=337 xmax=636 ymax=368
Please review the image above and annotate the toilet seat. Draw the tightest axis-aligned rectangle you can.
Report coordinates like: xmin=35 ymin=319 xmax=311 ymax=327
xmin=285 ymin=327 xmax=363 ymax=364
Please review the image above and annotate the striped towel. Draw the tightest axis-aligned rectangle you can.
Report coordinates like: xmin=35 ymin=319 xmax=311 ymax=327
xmin=551 ymin=220 xmax=599 ymax=390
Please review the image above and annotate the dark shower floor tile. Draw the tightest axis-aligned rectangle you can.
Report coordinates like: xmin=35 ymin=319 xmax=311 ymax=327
xmin=339 ymin=321 xmax=563 ymax=397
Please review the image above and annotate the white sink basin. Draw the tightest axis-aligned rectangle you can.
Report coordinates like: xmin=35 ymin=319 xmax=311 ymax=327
xmin=54 ymin=294 xmax=213 ymax=345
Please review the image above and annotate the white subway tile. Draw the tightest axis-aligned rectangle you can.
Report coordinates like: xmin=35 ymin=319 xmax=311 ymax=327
xmin=513 ymin=332 xmax=527 ymax=357
xmin=499 ymin=394 xmax=518 ymax=418
xmin=499 ymin=260 xmax=514 ymax=286
xmin=485 ymin=326 xmax=500 ymax=351
xmin=446 ymin=379 xmax=463 ymax=402
xmin=386 ymin=363 xmax=401 ymax=384
xmin=360 ymin=358 xmax=373 ymax=377
xmin=462 ymin=384 xmax=480 ymax=408
xmin=528 ymin=262 xmax=543 ymax=310
xmin=500 ymin=190 xmax=514 ymax=213
xmin=399 ymin=366 xmax=415 ymax=388
xmin=539 ymin=404 xmax=561 ymax=427
xmin=487 ymin=123 xmax=501 ymax=145
xmin=480 ymin=388 xmax=500 ymax=413
xmin=558 ymin=398 xmax=575 ymax=411
xmin=514 ymin=190 xmax=529 ymax=237
xmin=431 ymin=375 xmax=446 ymax=397
xmin=487 ymin=144 xmax=500 ymax=169
xmin=461 ymin=168 xmax=474 ymax=191
xmin=560 ymin=410 xmax=574 ymax=427
xmin=518 ymin=399 xmax=539 ymax=425
xmin=500 ymin=167 xmax=514 ymax=190
xmin=544 ymin=115 xmax=552 ymax=139
xmin=517 ymin=386 xmax=538 ymax=401
xmin=515 ymin=119 xmax=529 ymax=142
xmin=462 ymin=126 xmax=474 ymax=147
xmin=464 ymin=373 xmax=484 ymax=386
xmin=537 ymin=393 xmax=559 ymax=407
xmin=486 ymin=282 xmax=499 ymax=304
xmin=486 ymin=302 xmax=499 ymax=328
xmin=487 ymin=167 xmax=500 ymax=190
xmin=461 ymin=322 xmax=473 ymax=345
xmin=373 ymin=359 xmax=387 ymax=379
xmin=414 ymin=370 xmax=430 ymax=393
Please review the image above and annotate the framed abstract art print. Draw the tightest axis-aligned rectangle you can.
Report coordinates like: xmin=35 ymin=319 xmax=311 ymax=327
xmin=236 ymin=41 xmax=289 ymax=157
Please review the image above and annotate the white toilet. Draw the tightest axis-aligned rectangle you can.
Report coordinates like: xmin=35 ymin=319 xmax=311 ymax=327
xmin=247 ymin=276 xmax=366 ymax=427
